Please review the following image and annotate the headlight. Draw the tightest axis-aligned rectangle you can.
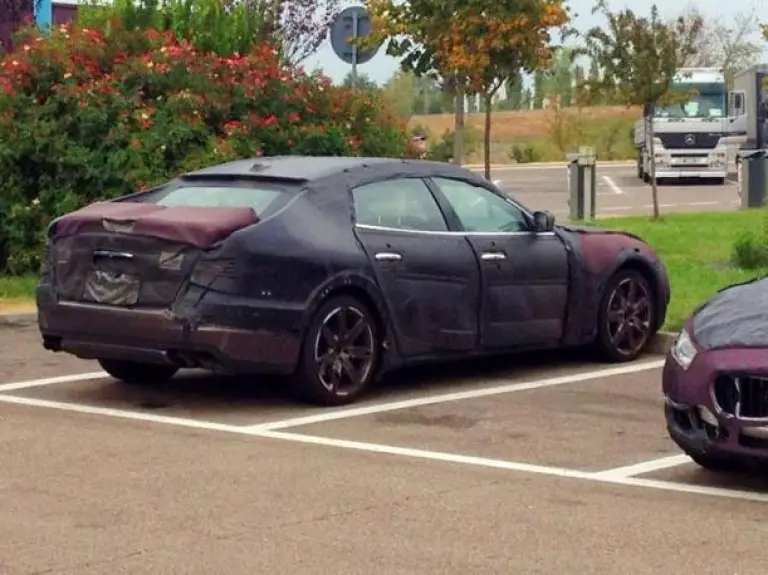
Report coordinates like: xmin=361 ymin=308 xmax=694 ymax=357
xmin=671 ymin=329 xmax=697 ymax=370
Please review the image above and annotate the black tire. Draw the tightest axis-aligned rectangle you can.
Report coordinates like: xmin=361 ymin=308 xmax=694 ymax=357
xmin=593 ymin=269 xmax=656 ymax=362
xmin=636 ymin=152 xmax=643 ymax=179
xmin=98 ymin=358 xmax=179 ymax=385
xmin=689 ymin=452 xmax=748 ymax=474
xmin=642 ymin=171 xmax=650 ymax=183
xmin=292 ymin=294 xmax=381 ymax=406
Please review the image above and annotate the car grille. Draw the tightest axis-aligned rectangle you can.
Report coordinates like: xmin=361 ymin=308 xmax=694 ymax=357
xmin=657 ymin=132 xmax=721 ymax=150
xmin=713 ymin=374 xmax=768 ymax=419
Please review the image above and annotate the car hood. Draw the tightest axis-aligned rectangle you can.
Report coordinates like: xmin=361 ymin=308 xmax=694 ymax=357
xmin=690 ymin=276 xmax=768 ymax=350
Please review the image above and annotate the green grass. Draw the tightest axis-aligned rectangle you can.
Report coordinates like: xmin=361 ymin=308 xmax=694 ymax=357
xmin=580 ymin=210 xmax=766 ymax=331
xmin=0 ymin=274 xmax=37 ymax=312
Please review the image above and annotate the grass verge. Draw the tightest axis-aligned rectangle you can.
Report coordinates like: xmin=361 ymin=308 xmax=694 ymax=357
xmin=586 ymin=210 xmax=765 ymax=331
xmin=0 ymin=275 xmax=37 ymax=313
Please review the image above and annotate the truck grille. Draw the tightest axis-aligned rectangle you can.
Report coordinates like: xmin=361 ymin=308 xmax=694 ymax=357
xmin=657 ymin=133 xmax=721 ymax=150
xmin=713 ymin=374 xmax=768 ymax=419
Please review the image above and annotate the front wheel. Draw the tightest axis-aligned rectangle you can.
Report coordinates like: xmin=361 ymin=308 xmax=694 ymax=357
xmin=689 ymin=452 xmax=748 ymax=474
xmin=292 ymin=295 xmax=381 ymax=406
xmin=593 ymin=269 xmax=656 ymax=362
xmin=98 ymin=358 xmax=179 ymax=384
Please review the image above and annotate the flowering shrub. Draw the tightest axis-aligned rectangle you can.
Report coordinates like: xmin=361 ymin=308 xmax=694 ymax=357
xmin=0 ymin=22 xmax=409 ymax=274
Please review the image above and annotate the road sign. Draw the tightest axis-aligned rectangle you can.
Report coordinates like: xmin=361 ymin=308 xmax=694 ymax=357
xmin=329 ymin=5 xmax=381 ymax=66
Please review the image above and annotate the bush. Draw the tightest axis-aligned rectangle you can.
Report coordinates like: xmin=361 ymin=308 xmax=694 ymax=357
xmin=0 ymin=22 xmax=409 ymax=274
xmin=428 ymin=127 xmax=482 ymax=162
xmin=508 ymin=142 xmax=544 ymax=163
xmin=731 ymin=210 xmax=768 ymax=270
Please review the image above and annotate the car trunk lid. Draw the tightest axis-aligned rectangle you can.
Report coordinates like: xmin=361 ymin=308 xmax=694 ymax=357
xmin=48 ymin=202 xmax=258 ymax=307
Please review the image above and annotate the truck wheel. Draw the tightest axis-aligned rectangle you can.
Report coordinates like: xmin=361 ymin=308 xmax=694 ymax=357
xmin=636 ymin=153 xmax=643 ymax=179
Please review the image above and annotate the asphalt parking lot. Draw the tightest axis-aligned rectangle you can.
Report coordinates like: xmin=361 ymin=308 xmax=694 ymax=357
xmin=4 ymin=315 xmax=768 ymax=574
xmin=485 ymin=161 xmax=740 ymax=219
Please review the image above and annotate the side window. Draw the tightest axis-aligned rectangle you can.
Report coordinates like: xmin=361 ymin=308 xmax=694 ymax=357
xmin=352 ymin=178 xmax=448 ymax=232
xmin=432 ymin=177 xmax=529 ymax=233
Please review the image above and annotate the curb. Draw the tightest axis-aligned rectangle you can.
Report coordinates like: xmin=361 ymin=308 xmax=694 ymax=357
xmin=463 ymin=160 xmax=634 ymax=169
xmin=647 ymin=331 xmax=677 ymax=355
xmin=0 ymin=310 xmax=37 ymax=328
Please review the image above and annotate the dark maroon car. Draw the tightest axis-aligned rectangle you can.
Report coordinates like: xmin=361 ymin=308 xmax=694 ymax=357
xmin=663 ymin=277 xmax=768 ymax=471
xmin=37 ymin=155 xmax=670 ymax=405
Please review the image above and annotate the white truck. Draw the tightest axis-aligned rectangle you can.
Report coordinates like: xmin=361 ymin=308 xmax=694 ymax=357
xmin=633 ymin=67 xmax=738 ymax=185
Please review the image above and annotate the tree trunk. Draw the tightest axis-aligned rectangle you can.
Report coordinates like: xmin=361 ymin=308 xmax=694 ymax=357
xmin=483 ymin=92 xmax=492 ymax=180
xmin=453 ymin=86 xmax=465 ymax=165
xmin=647 ymin=113 xmax=660 ymax=219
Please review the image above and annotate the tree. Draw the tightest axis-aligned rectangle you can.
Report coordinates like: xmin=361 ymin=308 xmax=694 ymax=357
xmin=505 ymin=76 xmax=524 ymax=109
xmin=363 ymin=0 xmax=569 ymax=175
xmin=342 ymin=71 xmax=378 ymax=91
xmin=682 ymin=3 xmax=762 ymax=87
xmin=580 ymin=2 xmax=702 ymax=219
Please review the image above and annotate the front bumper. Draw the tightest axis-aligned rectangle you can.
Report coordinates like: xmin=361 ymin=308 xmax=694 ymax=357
xmin=663 ymin=348 xmax=768 ymax=462
xmin=36 ymin=283 xmax=304 ymax=375
xmin=655 ymin=169 xmax=726 ymax=179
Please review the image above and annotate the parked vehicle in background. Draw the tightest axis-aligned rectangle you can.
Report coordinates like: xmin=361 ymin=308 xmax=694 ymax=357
xmin=634 ymin=67 xmax=741 ymax=185
xmin=664 ymin=277 xmax=768 ymax=472
xmin=37 ymin=155 xmax=670 ymax=406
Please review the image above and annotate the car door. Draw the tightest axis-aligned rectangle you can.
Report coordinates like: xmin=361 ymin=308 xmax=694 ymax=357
xmin=352 ymin=177 xmax=481 ymax=358
xmin=429 ymin=176 xmax=569 ymax=350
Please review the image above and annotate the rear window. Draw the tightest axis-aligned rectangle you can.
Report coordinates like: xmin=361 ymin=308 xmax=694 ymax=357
xmin=154 ymin=185 xmax=283 ymax=213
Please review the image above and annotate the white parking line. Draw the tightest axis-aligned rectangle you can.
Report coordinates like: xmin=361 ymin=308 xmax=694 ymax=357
xmin=245 ymin=359 xmax=665 ymax=432
xmin=0 ymin=371 xmax=107 ymax=393
xmin=593 ymin=454 xmax=692 ymax=479
xmin=602 ymin=176 xmax=623 ymax=194
xmin=254 ymin=431 xmax=768 ymax=503
xmin=0 ymin=393 xmax=245 ymax=433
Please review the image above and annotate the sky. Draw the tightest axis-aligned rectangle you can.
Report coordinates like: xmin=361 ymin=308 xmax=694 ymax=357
xmin=302 ymin=0 xmax=767 ymax=86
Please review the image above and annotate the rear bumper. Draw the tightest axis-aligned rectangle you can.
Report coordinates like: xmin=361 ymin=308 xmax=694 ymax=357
xmin=36 ymin=285 xmax=304 ymax=375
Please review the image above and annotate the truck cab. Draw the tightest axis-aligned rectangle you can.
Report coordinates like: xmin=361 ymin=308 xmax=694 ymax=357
xmin=634 ymin=68 xmax=737 ymax=185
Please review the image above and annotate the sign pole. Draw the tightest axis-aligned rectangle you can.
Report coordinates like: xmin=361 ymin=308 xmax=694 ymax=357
xmin=351 ymin=10 xmax=359 ymax=88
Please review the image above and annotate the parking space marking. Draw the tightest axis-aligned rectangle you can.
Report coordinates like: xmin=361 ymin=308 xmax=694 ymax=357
xmin=4 ymin=368 xmax=768 ymax=503
xmin=592 ymin=454 xmax=692 ymax=479
xmin=257 ymin=431 xmax=768 ymax=503
xmin=245 ymin=359 xmax=665 ymax=432
xmin=0 ymin=371 xmax=106 ymax=393
xmin=0 ymin=393 xmax=244 ymax=434
xmin=602 ymin=176 xmax=623 ymax=194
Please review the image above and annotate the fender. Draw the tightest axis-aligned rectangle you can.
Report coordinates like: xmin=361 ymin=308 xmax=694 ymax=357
xmin=301 ymin=270 xmax=404 ymax=372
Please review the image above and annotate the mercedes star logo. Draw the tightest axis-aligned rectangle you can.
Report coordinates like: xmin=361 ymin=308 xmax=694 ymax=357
xmin=684 ymin=134 xmax=696 ymax=146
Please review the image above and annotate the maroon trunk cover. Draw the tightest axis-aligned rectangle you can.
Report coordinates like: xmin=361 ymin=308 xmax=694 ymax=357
xmin=52 ymin=202 xmax=259 ymax=248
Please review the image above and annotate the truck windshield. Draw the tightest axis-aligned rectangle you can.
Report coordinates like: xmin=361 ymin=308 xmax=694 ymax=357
xmin=654 ymin=83 xmax=726 ymax=119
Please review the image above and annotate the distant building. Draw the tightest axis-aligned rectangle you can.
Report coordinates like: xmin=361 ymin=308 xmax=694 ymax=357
xmin=1 ymin=0 xmax=79 ymax=52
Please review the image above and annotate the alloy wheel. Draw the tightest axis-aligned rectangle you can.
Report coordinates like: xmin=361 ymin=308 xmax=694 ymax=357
xmin=313 ymin=305 xmax=376 ymax=396
xmin=605 ymin=276 xmax=652 ymax=356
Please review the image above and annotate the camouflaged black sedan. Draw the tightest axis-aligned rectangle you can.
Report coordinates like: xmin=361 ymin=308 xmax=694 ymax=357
xmin=37 ymin=156 xmax=670 ymax=406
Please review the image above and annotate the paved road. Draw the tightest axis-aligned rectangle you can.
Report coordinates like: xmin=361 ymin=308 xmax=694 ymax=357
xmin=479 ymin=163 xmax=740 ymax=220
xmin=4 ymin=319 xmax=768 ymax=573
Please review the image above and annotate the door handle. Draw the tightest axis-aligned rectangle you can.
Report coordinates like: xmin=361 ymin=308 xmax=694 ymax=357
xmin=375 ymin=252 xmax=402 ymax=262
xmin=480 ymin=252 xmax=506 ymax=261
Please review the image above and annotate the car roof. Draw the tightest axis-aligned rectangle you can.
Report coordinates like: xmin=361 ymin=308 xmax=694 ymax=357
xmin=183 ymin=155 xmax=474 ymax=183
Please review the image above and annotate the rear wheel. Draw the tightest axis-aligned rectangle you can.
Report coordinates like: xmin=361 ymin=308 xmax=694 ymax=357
xmin=98 ymin=358 xmax=179 ymax=385
xmin=293 ymin=295 xmax=381 ymax=406
xmin=593 ymin=269 xmax=656 ymax=362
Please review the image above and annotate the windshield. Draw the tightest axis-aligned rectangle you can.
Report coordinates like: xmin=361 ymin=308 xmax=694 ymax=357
xmin=654 ymin=82 xmax=726 ymax=119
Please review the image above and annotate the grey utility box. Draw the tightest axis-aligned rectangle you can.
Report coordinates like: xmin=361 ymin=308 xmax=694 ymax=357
xmin=566 ymin=147 xmax=597 ymax=221
xmin=737 ymin=150 xmax=768 ymax=209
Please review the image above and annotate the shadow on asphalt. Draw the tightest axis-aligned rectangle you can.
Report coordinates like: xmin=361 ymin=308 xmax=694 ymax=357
xmin=83 ymin=346 xmax=653 ymax=411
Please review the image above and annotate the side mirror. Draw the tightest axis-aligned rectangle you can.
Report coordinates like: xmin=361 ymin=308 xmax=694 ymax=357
xmin=533 ymin=210 xmax=555 ymax=232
